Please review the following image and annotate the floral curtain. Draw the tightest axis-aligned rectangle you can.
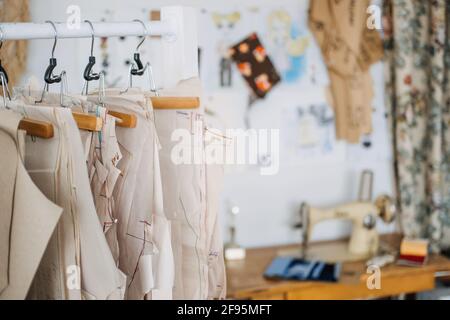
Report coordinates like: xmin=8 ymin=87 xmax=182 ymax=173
xmin=383 ymin=0 xmax=450 ymax=252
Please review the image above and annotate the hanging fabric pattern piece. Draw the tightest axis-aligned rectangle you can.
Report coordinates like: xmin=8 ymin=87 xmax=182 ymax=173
xmin=0 ymin=8 xmax=226 ymax=300
xmin=308 ymin=0 xmax=383 ymax=143
xmin=0 ymin=109 xmax=62 ymax=300
xmin=79 ymin=105 xmax=123 ymax=263
xmin=11 ymin=91 xmax=126 ymax=300
xmin=155 ymin=78 xmax=227 ymax=300
xmin=88 ymin=88 xmax=173 ymax=300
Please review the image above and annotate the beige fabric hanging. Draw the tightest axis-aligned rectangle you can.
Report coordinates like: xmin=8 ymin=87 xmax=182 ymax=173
xmin=154 ymin=79 xmax=205 ymax=299
xmin=0 ymin=109 xmax=62 ymax=300
xmin=79 ymin=106 xmax=122 ymax=264
xmin=154 ymin=78 xmax=227 ymax=300
xmin=10 ymin=91 xmax=126 ymax=300
xmin=204 ymin=161 xmax=227 ymax=299
xmin=87 ymin=89 xmax=173 ymax=300
xmin=309 ymin=0 xmax=383 ymax=143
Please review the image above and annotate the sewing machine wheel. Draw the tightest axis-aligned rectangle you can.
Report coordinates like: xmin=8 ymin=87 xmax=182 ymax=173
xmin=375 ymin=195 xmax=397 ymax=223
xmin=363 ymin=214 xmax=377 ymax=230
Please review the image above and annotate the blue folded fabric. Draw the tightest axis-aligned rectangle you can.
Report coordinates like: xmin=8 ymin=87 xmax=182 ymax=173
xmin=264 ymin=257 xmax=341 ymax=282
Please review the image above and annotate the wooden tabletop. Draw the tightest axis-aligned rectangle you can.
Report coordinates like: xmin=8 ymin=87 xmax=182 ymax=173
xmin=226 ymin=234 xmax=450 ymax=300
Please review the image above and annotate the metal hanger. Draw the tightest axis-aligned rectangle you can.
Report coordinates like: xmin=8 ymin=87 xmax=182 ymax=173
xmin=93 ymin=19 xmax=197 ymax=110
xmin=77 ymin=23 xmax=136 ymax=129
xmin=121 ymin=19 xmax=158 ymax=96
xmin=43 ymin=21 xmax=62 ymax=84
xmin=82 ymin=20 xmax=100 ymax=95
xmin=98 ymin=70 xmax=106 ymax=105
xmin=32 ymin=21 xmax=103 ymax=132
xmin=36 ymin=20 xmax=63 ymax=104
xmin=59 ymin=70 xmax=68 ymax=107
xmin=123 ymin=20 xmax=200 ymax=109
xmin=73 ymin=67 xmax=103 ymax=132
xmin=131 ymin=19 xmax=147 ymax=76
xmin=0 ymin=27 xmax=54 ymax=138
xmin=98 ymin=69 xmax=137 ymax=128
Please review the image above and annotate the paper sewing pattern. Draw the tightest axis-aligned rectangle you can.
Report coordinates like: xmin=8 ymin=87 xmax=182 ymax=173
xmin=308 ymin=0 xmax=383 ymax=144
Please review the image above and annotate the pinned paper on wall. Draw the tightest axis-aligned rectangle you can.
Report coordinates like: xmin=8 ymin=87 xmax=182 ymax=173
xmin=277 ymin=93 xmax=346 ymax=164
xmin=266 ymin=10 xmax=309 ymax=84
xmin=298 ymin=104 xmax=332 ymax=149
xmin=210 ymin=11 xmax=242 ymax=87
xmin=198 ymin=2 xmax=329 ymax=90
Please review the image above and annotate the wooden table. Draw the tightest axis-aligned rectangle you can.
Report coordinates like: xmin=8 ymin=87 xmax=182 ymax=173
xmin=226 ymin=234 xmax=450 ymax=300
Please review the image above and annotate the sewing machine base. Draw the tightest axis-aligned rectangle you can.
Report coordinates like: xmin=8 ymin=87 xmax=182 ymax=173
xmin=278 ymin=240 xmax=375 ymax=263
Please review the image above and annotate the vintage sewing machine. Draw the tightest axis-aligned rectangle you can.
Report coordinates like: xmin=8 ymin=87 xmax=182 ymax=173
xmin=291 ymin=195 xmax=397 ymax=262
xmin=287 ymin=171 xmax=398 ymax=262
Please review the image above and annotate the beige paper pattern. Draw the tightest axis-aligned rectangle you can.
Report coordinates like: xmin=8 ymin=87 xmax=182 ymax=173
xmin=309 ymin=0 xmax=383 ymax=143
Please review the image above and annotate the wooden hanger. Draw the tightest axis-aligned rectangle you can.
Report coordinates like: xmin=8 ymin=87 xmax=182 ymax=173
xmin=19 ymin=118 xmax=54 ymax=139
xmin=72 ymin=112 xmax=103 ymax=132
xmin=19 ymin=112 xmax=102 ymax=135
xmin=18 ymin=112 xmax=102 ymax=136
xmin=107 ymin=110 xmax=137 ymax=128
xmin=0 ymin=68 xmax=54 ymax=138
xmin=151 ymin=97 xmax=200 ymax=110
xmin=80 ymin=22 xmax=137 ymax=130
xmin=118 ymin=21 xmax=199 ymax=111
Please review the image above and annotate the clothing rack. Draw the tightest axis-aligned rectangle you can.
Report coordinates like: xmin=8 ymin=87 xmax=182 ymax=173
xmin=0 ymin=6 xmax=199 ymax=89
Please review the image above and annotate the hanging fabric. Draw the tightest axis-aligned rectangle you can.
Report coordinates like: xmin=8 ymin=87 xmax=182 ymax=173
xmin=79 ymin=105 xmax=123 ymax=265
xmin=11 ymin=90 xmax=126 ymax=300
xmin=87 ymin=88 xmax=173 ymax=300
xmin=383 ymin=0 xmax=450 ymax=252
xmin=154 ymin=77 xmax=227 ymax=300
xmin=308 ymin=0 xmax=384 ymax=143
xmin=0 ymin=109 xmax=62 ymax=299
xmin=0 ymin=8 xmax=226 ymax=300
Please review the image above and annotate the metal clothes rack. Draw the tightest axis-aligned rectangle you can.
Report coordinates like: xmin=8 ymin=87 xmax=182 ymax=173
xmin=0 ymin=6 xmax=199 ymax=88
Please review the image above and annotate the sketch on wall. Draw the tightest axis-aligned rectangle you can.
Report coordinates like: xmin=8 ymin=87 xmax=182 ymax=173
xmin=210 ymin=11 xmax=241 ymax=87
xmin=195 ymin=1 xmax=339 ymax=165
xmin=266 ymin=10 xmax=309 ymax=84
xmin=280 ymin=102 xmax=344 ymax=163
xmin=198 ymin=1 xmax=328 ymax=91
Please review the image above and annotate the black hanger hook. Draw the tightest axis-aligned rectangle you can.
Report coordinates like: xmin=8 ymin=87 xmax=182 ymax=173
xmin=83 ymin=20 xmax=100 ymax=82
xmin=131 ymin=19 xmax=148 ymax=76
xmin=43 ymin=21 xmax=61 ymax=84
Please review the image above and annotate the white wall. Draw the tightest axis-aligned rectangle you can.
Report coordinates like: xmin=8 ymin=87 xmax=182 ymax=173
xmin=218 ymin=61 xmax=396 ymax=248
xmin=22 ymin=0 xmax=396 ymax=248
